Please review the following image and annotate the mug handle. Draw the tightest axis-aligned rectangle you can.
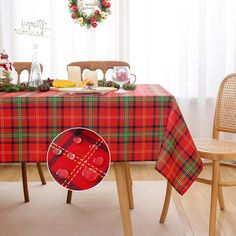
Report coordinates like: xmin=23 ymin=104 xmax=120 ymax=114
xmin=130 ymin=73 xmax=136 ymax=84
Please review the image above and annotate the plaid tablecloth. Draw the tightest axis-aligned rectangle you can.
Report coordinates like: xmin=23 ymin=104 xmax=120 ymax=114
xmin=0 ymin=84 xmax=202 ymax=194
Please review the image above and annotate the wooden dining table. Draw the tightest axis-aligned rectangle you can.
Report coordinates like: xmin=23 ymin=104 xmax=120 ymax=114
xmin=0 ymin=84 xmax=203 ymax=236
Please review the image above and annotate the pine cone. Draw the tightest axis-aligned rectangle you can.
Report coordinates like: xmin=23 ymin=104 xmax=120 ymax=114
xmin=104 ymin=81 xmax=114 ymax=87
xmin=19 ymin=82 xmax=29 ymax=88
xmin=37 ymin=83 xmax=50 ymax=92
xmin=46 ymin=78 xmax=54 ymax=87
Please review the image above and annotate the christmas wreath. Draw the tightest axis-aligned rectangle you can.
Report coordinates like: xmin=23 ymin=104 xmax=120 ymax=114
xmin=68 ymin=0 xmax=111 ymax=28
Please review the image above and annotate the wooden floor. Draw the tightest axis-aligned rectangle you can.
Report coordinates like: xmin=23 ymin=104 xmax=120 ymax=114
xmin=0 ymin=163 xmax=236 ymax=236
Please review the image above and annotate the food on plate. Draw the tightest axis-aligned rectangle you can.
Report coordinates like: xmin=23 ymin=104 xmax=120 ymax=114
xmin=104 ymin=80 xmax=114 ymax=87
xmin=98 ymin=79 xmax=106 ymax=87
xmin=79 ymin=79 xmax=95 ymax=87
xmin=52 ymin=80 xmax=76 ymax=88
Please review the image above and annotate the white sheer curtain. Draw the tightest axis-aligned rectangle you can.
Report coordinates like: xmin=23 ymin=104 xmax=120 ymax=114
xmin=1 ymin=0 xmax=236 ymax=139
xmin=129 ymin=0 xmax=236 ymax=139
xmin=0 ymin=0 xmax=124 ymax=78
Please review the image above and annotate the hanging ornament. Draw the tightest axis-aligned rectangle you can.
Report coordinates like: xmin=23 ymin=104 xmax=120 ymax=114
xmin=68 ymin=0 xmax=111 ymax=29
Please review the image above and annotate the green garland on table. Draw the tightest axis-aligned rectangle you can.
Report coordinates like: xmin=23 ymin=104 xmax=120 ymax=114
xmin=68 ymin=0 xmax=111 ymax=28
xmin=98 ymin=79 xmax=136 ymax=90
xmin=0 ymin=80 xmax=51 ymax=93
xmin=0 ymin=83 xmax=37 ymax=92
xmin=0 ymin=79 xmax=136 ymax=93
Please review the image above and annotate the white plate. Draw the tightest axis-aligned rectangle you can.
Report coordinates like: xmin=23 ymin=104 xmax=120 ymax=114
xmin=51 ymin=87 xmax=117 ymax=94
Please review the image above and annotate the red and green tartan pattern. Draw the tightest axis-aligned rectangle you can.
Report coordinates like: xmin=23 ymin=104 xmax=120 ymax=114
xmin=0 ymin=84 xmax=202 ymax=194
xmin=155 ymin=98 xmax=202 ymax=194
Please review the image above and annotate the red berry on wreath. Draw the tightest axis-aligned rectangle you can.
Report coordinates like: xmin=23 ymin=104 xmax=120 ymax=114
xmin=102 ymin=0 xmax=107 ymax=6
xmin=71 ymin=5 xmax=78 ymax=11
xmin=92 ymin=23 xmax=97 ymax=28
xmin=90 ymin=17 xmax=96 ymax=23
xmin=95 ymin=10 xmax=99 ymax=15
xmin=107 ymin=2 xmax=111 ymax=8
xmin=71 ymin=13 xmax=76 ymax=19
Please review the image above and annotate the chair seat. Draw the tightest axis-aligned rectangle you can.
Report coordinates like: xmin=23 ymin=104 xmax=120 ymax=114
xmin=195 ymin=138 xmax=236 ymax=160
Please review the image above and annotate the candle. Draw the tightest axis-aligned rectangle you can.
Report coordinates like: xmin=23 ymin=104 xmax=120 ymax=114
xmin=84 ymin=70 xmax=98 ymax=86
xmin=68 ymin=66 xmax=81 ymax=87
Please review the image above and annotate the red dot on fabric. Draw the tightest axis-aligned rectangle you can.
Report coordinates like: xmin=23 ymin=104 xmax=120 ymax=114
xmin=56 ymin=168 xmax=69 ymax=179
xmin=82 ymin=167 xmax=98 ymax=182
xmin=73 ymin=136 xmax=82 ymax=144
xmin=93 ymin=156 xmax=104 ymax=167
xmin=68 ymin=152 xmax=76 ymax=160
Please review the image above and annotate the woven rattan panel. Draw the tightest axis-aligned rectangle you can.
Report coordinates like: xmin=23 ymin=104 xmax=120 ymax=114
xmin=195 ymin=139 xmax=236 ymax=153
xmin=215 ymin=74 xmax=236 ymax=133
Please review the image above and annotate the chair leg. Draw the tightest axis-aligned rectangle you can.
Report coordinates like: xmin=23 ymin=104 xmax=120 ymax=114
xmin=218 ymin=170 xmax=225 ymax=210
xmin=21 ymin=162 xmax=29 ymax=202
xmin=159 ymin=181 xmax=172 ymax=223
xmin=66 ymin=190 xmax=73 ymax=204
xmin=124 ymin=163 xmax=134 ymax=209
xmin=114 ymin=162 xmax=133 ymax=236
xmin=209 ymin=160 xmax=220 ymax=236
xmin=36 ymin=162 xmax=46 ymax=185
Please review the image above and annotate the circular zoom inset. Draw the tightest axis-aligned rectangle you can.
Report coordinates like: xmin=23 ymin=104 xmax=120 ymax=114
xmin=47 ymin=127 xmax=111 ymax=191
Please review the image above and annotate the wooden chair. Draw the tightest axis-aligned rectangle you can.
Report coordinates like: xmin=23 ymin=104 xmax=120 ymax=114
xmin=12 ymin=62 xmax=46 ymax=202
xmin=67 ymin=61 xmax=130 ymax=79
xmin=159 ymin=73 xmax=236 ymax=236
xmin=13 ymin=62 xmax=43 ymax=84
xmin=66 ymin=60 xmax=133 ymax=203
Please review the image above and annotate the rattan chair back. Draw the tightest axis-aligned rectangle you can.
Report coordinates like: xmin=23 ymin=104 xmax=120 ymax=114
xmin=13 ymin=62 xmax=43 ymax=84
xmin=213 ymin=73 xmax=236 ymax=136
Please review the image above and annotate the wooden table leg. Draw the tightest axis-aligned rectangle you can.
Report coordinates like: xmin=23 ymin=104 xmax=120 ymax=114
xmin=36 ymin=162 xmax=46 ymax=185
xmin=114 ymin=163 xmax=133 ymax=236
xmin=159 ymin=181 xmax=172 ymax=223
xmin=66 ymin=190 xmax=73 ymax=204
xmin=21 ymin=162 xmax=29 ymax=202
xmin=124 ymin=163 xmax=134 ymax=209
